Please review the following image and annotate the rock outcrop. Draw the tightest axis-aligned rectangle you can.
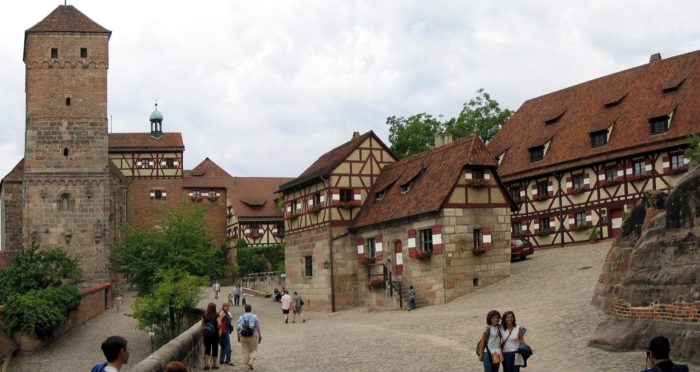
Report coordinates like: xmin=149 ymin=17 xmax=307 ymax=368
xmin=590 ymin=166 xmax=700 ymax=365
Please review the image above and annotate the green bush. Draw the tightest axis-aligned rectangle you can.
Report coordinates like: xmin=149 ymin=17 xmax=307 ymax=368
xmin=236 ymin=244 xmax=285 ymax=277
xmin=2 ymin=285 xmax=81 ymax=337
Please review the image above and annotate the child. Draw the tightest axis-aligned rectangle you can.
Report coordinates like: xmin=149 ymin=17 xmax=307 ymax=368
xmin=241 ymin=293 xmax=247 ymax=306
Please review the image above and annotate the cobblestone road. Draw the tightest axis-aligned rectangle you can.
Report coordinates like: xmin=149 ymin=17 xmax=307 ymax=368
xmin=11 ymin=242 xmax=698 ymax=371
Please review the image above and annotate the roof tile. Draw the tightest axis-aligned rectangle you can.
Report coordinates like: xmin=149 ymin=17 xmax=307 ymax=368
xmin=27 ymin=5 xmax=110 ymax=34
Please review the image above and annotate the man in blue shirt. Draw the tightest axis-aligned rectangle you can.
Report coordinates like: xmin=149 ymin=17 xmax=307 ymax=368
xmin=237 ymin=304 xmax=262 ymax=370
xmin=234 ymin=284 xmax=242 ymax=306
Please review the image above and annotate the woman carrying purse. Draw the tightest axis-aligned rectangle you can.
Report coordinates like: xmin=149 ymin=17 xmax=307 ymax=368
xmin=477 ymin=310 xmax=503 ymax=372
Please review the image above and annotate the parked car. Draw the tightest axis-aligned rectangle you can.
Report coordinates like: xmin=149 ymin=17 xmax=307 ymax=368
xmin=511 ymin=239 xmax=534 ymax=261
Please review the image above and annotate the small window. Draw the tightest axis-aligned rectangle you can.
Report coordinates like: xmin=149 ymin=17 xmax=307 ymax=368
xmin=472 ymin=169 xmax=484 ymax=180
xmin=572 ymin=174 xmax=584 ymax=190
xmin=192 ymin=190 xmax=202 ymax=199
xmin=605 ymin=167 xmax=618 ymax=182
xmin=80 ymin=48 xmax=87 ymax=58
xmin=419 ymin=229 xmax=433 ymax=252
xmin=590 ymin=130 xmax=608 ymax=148
xmin=575 ymin=212 xmax=586 ymax=228
xmin=671 ymin=154 xmax=684 ymax=170
xmin=304 ymin=256 xmax=313 ymax=277
xmin=165 ymin=159 xmax=175 ymax=168
xmin=154 ymin=190 xmax=163 ymax=200
xmin=510 ymin=186 xmax=520 ymax=201
xmin=662 ymin=78 xmax=685 ymax=94
xmin=540 ymin=218 xmax=550 ymax=232
xmin=63 ymin=148 xmax=69 ymax=157
xmin=544 ymin=110 xmax=566 ymax=124
xmin=399 ymin=184 xmax=411 ymax=194
xmin=529 ymin=146 xmax=544 ymax=162
xmin=633 ymin=161 xmax=645 ymax=176
xmin=649 ymin=116 xmax=669 ymax=135
xmin=138 ymin=159 xmax=150 ymax=169
xmin=61 ymin=194 xmax=70 ymax=211
xmin=366 ymin=238 xmax=376 ymax=259
xmin=65 ymin=97 xmax=71 ymax=107
xmin=375 ymin=191 xmax=385 ymax=200
xmin=512 ymin=221 xmax=522 ymax=234
xmin=313 ymin=192 xmax=322 ymax=206
xmin=537 ymin=182 xmax=548 ymax=197
xmin=208 ymin=190 xmax=217 ymax=198
xmin=51 ymin=48 xmax=58 ymax=59
xmin=339 ymin=189 xmax=353 ymax=202
xmin=473 ymin=228 xmax=482 ymax=250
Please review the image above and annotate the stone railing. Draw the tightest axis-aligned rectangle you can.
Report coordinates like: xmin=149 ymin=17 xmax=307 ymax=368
xmin=240 ymin=271 xmax=283 ymax=294
xmin=130 ymin=321 xmax=203 ymax=372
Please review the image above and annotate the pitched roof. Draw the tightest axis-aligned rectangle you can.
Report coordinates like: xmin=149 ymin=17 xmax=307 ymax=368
xmin=26 ymin=5 xmax=111 ymax=34
xmin=1 ymin=159 xmax=25 ymax=183
xmin=228 ymin=177 xmax=293 ymax=219
xmin=351 ymin=136 xmax=498 ymax=229
xmin=0 ymin=329 xmax=17 ymax=357
xmin=279 ymin=131 xmax=394 ymax=192
xmin=108 ymin=133 xmax=184 ymax=152
xmin=488 ymin=50 xmax=700 ymax=182
xmin=183 ymin=158 xmax=232 ymax=188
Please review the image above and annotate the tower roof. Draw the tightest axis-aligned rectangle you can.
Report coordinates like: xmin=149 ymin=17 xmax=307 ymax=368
xmin=26 ymin=5 xmax=111 ymax=34
xmin=150 ymin=107 xmax=163 ymax=122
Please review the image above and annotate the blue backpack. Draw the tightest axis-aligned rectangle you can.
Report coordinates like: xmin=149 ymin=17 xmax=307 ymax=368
xmin=91 ymin=362 xmax=107 ymax=372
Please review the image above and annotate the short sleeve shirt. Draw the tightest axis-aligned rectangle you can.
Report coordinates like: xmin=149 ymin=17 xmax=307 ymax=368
xmin=237 ymin=313 xmax=260 ymax=337
xmin=281 ymin=294 xmax=292 ymax=310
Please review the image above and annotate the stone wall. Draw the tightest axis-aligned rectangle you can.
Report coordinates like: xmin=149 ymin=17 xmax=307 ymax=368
xmin=0 ymin=182 xmax=23 ymax=254
xmin=590 ymin=166 xmax=700 ymax=364
xmin=130 ymin=321 xmax=203 ymax=372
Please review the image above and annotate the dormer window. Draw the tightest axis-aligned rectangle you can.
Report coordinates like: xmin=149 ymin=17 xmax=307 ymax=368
xmin=375 ymin=191 xmax=386 ymax=200
xmin=662 ymin=78 xmax=685 ymax=94
xmin=339 ymin=189 xmax=353 ymax=202
xmin=472 ymin=169 xmax=484 ymax=180
xmin=604 ymin=93 xmax=627 ymax=108
xmin=649 ymin=116 xmax=669 ymax=135
xmin=399 ymin=184 xmax=411 ymax=194
xmin=544 ymin=110 xmax=566 ymax=125
xmin=138 ymin=159 xmax=151 ymax=169
xmin=529 ymin=146 xmax=545 ymax=162
xmin=590 ymin=130 xmax=608 ymax=148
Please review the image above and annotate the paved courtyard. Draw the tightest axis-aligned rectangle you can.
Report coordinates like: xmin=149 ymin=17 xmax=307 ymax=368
xmin=10 ymin=241 xmax=698 ymax=371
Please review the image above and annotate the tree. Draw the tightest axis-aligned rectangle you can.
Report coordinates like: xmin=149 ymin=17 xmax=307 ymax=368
xmin=387 ymin=89 xmax=513 ymax=159
xmin=110 ymin=202 xmax=226 ymax=295
xmin=132 ymin=270 xmax=204 ymax=347
xmin=688 ymin=134 xmax=700 ymax=165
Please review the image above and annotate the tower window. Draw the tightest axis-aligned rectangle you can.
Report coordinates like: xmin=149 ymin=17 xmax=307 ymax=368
xmin=80 ymin=48 xmax=87 ymax=58
xmin=63 ymin=148 xmax=69 ymax=156
xmin=65 ymin=97 xmax=71 ymax=106
xmin=51 ymin=48 xmax=58 ymax=59
xmin=61 ymin=194 xmax=70 ymax=212
xmin=529 ymin=146 xmax=545 ymax=162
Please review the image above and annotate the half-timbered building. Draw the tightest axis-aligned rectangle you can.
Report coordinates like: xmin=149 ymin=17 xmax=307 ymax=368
xmin=487 ymin=51 xmax=700 ymax=248
xmin=279 ymin=131 xmax=397 ymax=311
xmin=226 ymin=177 xmax=292 ymax=247
xmin=350 ymin=135 xmax=515 ymax=308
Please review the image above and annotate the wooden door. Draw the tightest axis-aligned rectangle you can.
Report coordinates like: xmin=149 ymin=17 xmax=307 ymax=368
xmin=610 ymin=208 xmax=623 ymax=238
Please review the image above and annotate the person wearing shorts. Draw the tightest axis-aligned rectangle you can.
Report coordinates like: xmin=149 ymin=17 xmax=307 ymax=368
xmin=280 ymin=289 xmax=292 ymax=323
xmin=292 ymin=291 xmax=305 ymax=323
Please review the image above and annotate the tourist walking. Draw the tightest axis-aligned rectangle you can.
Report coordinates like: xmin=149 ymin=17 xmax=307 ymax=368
xmin=237 ymin=304 xmax=262 ymax=370
xmin=91 ymin=335 xmax=130 ymax=372
xmin=500 ymin=311 xmax=525 ymax=372
xmin=478 ymin=310 xmax=503 ymax=372
xmin=212 ymin=280 xmax=221 ymax=299
xmin=234 ymin=284 xmax=242 ymax=306
xmin=407 ymin=285 xmax=416 ymax=310
xmin=219 ymin=301 xmax=234 ymax=366
xmin=280 ymin=289 xmax=292 ymax=323
xmin=292 ymin=291 xmax=306 ymax=323
xmin=641 ymin=335 xmax=689 ymax=372
xmin=241 ymin=292 xmax=247 ymax=306
xmin=202 ymin=303 xmax=220 ymax=370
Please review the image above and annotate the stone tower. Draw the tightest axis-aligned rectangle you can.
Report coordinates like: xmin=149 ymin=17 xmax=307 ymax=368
xmin=22 ymin=5 xmax=114 ymax=283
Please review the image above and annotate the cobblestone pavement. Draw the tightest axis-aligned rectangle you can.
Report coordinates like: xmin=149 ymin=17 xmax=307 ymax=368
xmin=11 ymin=242 xmax=698 ymax=371
xmin=10 ymin=292 xmax=152 ymax=372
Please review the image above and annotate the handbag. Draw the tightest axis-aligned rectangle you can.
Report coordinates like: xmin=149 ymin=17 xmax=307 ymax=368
xmin=490 ymin=348 xmax=503 ymax=364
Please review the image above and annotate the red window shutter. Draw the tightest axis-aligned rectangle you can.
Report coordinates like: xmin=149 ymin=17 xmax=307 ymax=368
xmin=431 ymin=225 xmax=442 ymax=254
xmin=586 ymin=210 xmax=593 ymax=226
xmin=662 ymin=156 xmax=669 ymax=173
xmin=149 ymin=190 xmax=155 ymax=200
xmin=330 ymin=188 xmax=340 ymax=206
xmin=548 ymin=181 xmax=554 ymax=197
xmin=565 ymin=177 xmax=571 ymax=192
xmin=408 ymin=229 xmax=417 ymax=258
xmin=481 ymin=227 xmax=492 ymax=250
xmin=375 ymin=234 xmax=383 ymax=260
xmin=375 ymin=234 xmax=382 ymax=243
xmin=531 ymin=183 xmax=537 ymax=196
xmin=584 ymin=173 xmax=590 ymax=189
xmin=356 ymin=237 xmax=364 ymax=245
xmin=356 ymin=237 xmax=365 ymax=263
xmin=569 ymin=214 xmax=575 ymax=230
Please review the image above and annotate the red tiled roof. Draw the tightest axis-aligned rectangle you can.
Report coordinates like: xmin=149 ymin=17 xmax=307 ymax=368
xmin=183 ymin=158 xmax=232 ymax=188
xmin=351 ymin=136 xmax=498 ymax=229
xmin=488 ymin=50 xmax=700 ymax=182
xmin=108 ymin=133 xmax=184 ymax=152
xmin=0 ymin=329 xmax=17 ymax=357
xmin=228 ymin=177 xmax=293 ymax=219
xmin=26 ymin=5 xmax=111 ymax=34
xmin=279 ymin=131 xmax=395 ymax=192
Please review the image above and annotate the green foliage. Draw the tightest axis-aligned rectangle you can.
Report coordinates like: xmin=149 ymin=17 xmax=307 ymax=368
xmin=0 ymin=244 xmax=82 ymax=303
xmin=2 ymin=285 xmax=81 ymax=337
xmin=237 ymin=244 xmax=285 ymax=277
xmin=132 ymin=270 xmax=204 ymax=348
xmin=688 ymin=134 xmax=700 ymax=165
xmin=387 ymin=89 xmax=513 ymax=159
xmin=110 ymin=202 xmax=226 ymax=295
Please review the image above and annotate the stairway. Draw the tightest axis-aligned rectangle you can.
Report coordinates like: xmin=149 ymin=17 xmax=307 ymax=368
xmin=399 ymin=283 xmax=430 ymax=309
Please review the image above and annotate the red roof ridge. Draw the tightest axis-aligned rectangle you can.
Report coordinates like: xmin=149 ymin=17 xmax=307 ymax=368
xmin=26 ymin=5 xmax=111 ymax=34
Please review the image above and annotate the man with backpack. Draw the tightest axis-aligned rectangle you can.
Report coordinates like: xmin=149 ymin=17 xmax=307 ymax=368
xmin=292 ymin=291 xmax=306 ymax=323
xmin=237 ymin=304 xmax=262 ymax=370
xmin=91 ymin=335 xmax=130 ymax=372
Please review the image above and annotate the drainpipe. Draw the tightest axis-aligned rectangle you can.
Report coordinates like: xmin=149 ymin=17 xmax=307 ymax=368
xmin=555 ymin=172 xmax=564 ymax=247
xmin=329 ymin=231 xmax=349 ymax=313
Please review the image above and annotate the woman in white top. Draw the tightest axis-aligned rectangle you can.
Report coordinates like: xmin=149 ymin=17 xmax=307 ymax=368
xmin=478 ymin=310 xmax=502 ymax=372
xmin=500 ymin=311 xmax=525 ymax=372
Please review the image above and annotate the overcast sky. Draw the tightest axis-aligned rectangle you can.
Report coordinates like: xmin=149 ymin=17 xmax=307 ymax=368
xmin=1 ymin=1 xmax=699 ymax=180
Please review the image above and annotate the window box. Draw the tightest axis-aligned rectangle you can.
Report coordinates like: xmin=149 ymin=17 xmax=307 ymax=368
xmin=626 ymin=174 xmax=650 ymax=181
xmin=537 ymin=229 xmax=552 ymax=237
xmin=272 ymin=232 xmax=283 ymax=238
xmin=470 ymin=179 xmax=490 ymax=188
xmin=668 ymin=165 xmax=689 ymax=175
xmin=309 ymin=205 xmax=322 ymax=213
xmin=340 ymin=200 xmax=360 ymax=208
xmin=245 ymin=232 xmax=263 ymax=239
xmin=366 ymin=277 xmax=384 ymax=290
xmin=567 ymin=188 xmax=584 ymax=196
xmin=600 ymin=179 xmax=622 ymax=187
xmin=414 ymin=250 xmax=432 ymax=261
xmin=571 ymin=224 xmax=589 ymax=231
xmin=532 ymin=194 xmax=548 ymax=201
xmin=358 ymin=256 xmax=376 ymax=266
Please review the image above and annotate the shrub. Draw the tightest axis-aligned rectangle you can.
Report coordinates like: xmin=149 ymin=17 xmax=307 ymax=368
xmin=2 ymin=285 xmax=81 ymax=337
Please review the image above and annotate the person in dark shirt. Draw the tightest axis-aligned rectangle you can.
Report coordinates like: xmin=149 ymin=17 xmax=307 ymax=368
xmin=641 ymin=335 xmax=688 ymax=372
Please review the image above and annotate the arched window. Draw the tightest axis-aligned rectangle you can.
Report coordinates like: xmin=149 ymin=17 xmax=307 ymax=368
xmin=61 ymin=194 xmax=70 ymax=212
xmin=65 ymin=97 xmax=71 ymax=106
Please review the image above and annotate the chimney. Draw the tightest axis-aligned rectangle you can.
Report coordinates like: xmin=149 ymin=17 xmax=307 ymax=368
xmin=352 ymin=131 xmax=360 ymax=139
xmin=649 ymin=53 xmax=662 ymax=63
xmin=434 ymin=133 xmax=453 ymax=148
